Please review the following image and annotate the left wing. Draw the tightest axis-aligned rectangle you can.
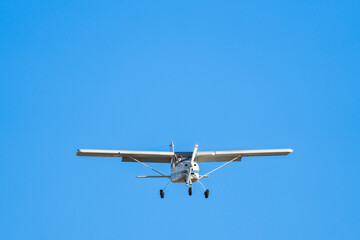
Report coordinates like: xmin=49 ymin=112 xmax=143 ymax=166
xmin=76 ymin=149 xmax=173 ymax=163
xmin=197 ymin=149 xmax=293 ymax=162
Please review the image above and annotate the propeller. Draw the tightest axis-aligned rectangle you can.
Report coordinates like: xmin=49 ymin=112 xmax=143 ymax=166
xmin=186 ymin=144 xmax=198 ymax=186
xmin=190 ymin=144 xmax=198 ymax=166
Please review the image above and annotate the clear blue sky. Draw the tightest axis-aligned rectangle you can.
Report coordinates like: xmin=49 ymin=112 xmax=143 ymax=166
xmin=1 ymin=1 xmax=359 ymax=239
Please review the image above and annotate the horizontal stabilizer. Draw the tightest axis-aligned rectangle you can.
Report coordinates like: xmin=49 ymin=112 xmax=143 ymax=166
xmin=136 ymin=176 xmax=171 ymax=178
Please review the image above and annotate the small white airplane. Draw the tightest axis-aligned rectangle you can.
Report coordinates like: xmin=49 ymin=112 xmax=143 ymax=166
xmin=76 ymin=142 xmax=293 ymax=198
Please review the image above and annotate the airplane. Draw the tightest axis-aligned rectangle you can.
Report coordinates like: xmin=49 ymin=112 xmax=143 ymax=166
xmin=76 ymin=142 xmax=293 ymax=198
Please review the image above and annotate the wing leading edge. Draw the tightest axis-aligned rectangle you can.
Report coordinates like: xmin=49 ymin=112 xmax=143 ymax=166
xmin=196 ymin=149 xmax=293 ymax=162
xmin=76 ymin=149 xmax=173 ymax=163
xmin=76 ymin=148 xmax=293 ymax=163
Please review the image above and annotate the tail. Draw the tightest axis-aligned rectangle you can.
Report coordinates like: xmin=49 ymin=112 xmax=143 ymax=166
xmin=169 ymin=141 xmax=175 ymax=152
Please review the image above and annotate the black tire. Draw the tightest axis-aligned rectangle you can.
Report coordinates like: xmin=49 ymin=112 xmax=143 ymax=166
xmin=188 ymin=187 xmax=192 ymax=196
xmin=160 ymin=189 xmax=164 ymax=198
xmin=204 ymin=189 xmax=209 ymax=198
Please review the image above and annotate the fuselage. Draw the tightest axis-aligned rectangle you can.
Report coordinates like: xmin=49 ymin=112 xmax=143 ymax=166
xmin=170 ymin=160 xmax=200 ymax=183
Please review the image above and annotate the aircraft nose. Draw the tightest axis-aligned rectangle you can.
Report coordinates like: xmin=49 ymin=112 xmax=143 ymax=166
xmin=190 ymin=173 xmax=200 ymax=182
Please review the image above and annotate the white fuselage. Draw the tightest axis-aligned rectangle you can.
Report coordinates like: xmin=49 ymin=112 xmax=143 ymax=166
xmin=170 ymin=160 xmax=200 ymax=183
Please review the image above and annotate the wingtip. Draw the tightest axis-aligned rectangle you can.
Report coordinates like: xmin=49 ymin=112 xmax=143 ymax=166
xmin=75 ymin=149 xmax=81 ymax=156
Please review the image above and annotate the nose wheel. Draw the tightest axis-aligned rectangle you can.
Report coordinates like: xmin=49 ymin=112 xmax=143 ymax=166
xmin=188 ymin=187 xmax=192 ymax=196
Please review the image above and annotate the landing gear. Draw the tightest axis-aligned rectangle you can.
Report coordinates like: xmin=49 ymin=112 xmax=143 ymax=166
xmin=204 ymin=189 xmax=209 ymax=198
xmin=197 ymin=180 xmax=209 ymax=198
xmin=188 ymin=187 xmax=192 ymax=196
xmin=160 ymin=189 xmax=164 ymax=198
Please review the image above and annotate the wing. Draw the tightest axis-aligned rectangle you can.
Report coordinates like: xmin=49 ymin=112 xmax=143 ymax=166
xmin=197 ymin=149 xmax=293 ymax=162
xmin=76 ymin=149 xmax=173 ymax=163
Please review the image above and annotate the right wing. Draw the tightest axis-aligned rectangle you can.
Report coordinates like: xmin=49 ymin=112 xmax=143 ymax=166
xmin=197 ymin=149 xmax=293 ymax=162
xmin=76 ymin=149 xmax=173 ymax=163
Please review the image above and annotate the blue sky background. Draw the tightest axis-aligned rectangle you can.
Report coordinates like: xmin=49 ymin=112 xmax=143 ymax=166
xmin=1 ymin=1 xmax=359 ymax=239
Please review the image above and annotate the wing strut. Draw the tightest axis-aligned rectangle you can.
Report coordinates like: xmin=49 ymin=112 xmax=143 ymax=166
xmin=199 ymin=155 xmax=241 ymax=179
xmin=128 ymin=156 xmax=170 ymax=179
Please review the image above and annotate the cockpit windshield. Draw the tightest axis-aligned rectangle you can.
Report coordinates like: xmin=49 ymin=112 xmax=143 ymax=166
xmin=173 ymin=153 xmax=192 ymax=166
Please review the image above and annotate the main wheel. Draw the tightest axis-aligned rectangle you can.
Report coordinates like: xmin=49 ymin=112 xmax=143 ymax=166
xmin=188 ymin=187 xmax=192 ymax=196
xmin=204 ymin=189 xmax=209 ymax=198
xmin=160 ymin=189 xmax=164 ymax=198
